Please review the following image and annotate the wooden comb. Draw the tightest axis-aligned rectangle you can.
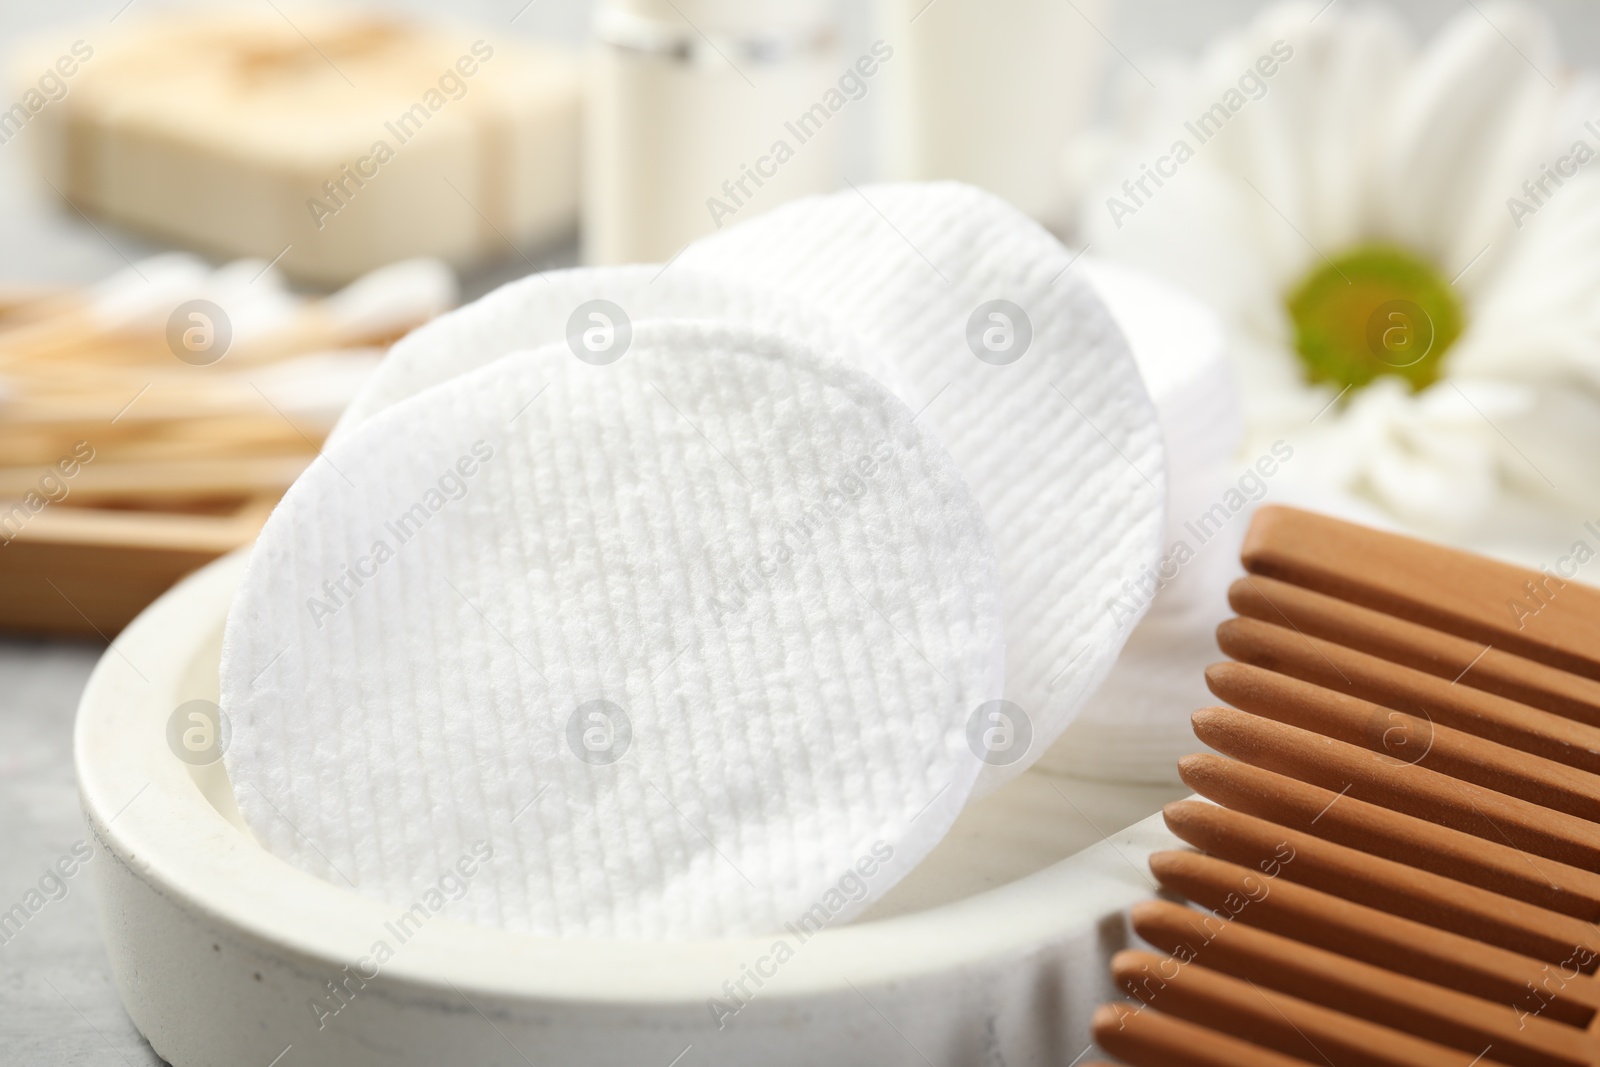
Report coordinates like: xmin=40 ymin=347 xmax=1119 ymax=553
xmin=1094 ymin=505 xmax=1600 ymax=1067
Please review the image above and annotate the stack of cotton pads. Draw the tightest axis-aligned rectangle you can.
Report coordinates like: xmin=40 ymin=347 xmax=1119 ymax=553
xmin=679 ymin=183 xmax=1167 ymax=796
xmin=221 ymin=182 xmax=1173 ymax=939
xmin=1041 ymin=259 xmax=1245 ymax=784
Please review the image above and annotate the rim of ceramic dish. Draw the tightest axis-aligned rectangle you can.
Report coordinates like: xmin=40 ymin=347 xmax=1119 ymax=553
xmin=77 ymin=550 xmax=1157 ymax=1005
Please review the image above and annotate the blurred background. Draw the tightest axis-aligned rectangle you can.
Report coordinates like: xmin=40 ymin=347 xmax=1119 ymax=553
xmin=2 ymin=0 xmax=1597 ymax=290
xmin=3 ymin=0 xmax=1599 ymax=639
xmin=5 ymin=1 xmax=1600 ymax=1062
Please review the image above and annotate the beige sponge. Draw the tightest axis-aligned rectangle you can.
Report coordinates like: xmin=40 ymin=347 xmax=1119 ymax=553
xmin=15 ymin=12 xmax=579 ymax=284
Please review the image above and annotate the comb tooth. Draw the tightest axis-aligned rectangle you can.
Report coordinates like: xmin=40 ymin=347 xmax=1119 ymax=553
xmin=1130 ymin=508 xmax=1600 ymax=1065
xmin=1130 ymin=899 xmax=1595 ymax=1066
xmin=1204 ymin=661 xmax=1600 ymax=822
xmin=1110 ymin=949 xmax=1517 ymax=1067
xmin=1162 ymin=800 xmax=1600 ymax=966
xmin=1190 ymin=706 xmax=1600 ymax=869
xmin=1228 ymin=575 xmax=1600 ymax=726
xmin=1240 ymin=505 xmax=1600 ymax=681
xmin=1149 ymin=851 xmax=1600 ymax=1027
xmin=1176 ymin=753 xmax=1600 ymax=919
xmin=1091 ymin=1002 xmax=1310 ymax=1067
xmin=1216 ymin=615 xmax=1600 ymax=773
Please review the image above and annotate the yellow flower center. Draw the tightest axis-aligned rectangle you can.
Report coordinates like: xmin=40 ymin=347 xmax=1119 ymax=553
xmin=1286 ymin=244 xmax=1463 ymax=393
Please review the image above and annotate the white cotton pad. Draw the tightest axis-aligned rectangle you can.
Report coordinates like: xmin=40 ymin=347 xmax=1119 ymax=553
xmin=1042 ymin=259 xmax=1244 ymax=783
xmin=328 ymin=264 xmax=906 ymax=441
xmin=680 ymin=182 xmax=1166 ymax=792
xmin=221 ymin=320 xmax=1005 ymax=939
xmin=1080 ymin=256 xmax=1241 ymax=603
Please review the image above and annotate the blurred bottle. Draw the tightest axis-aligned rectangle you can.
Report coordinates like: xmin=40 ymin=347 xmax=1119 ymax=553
xmin=874 ymin=0 xmax=1112 ymax=227
xmin=586 ymin=0 xmax=843 ymax=264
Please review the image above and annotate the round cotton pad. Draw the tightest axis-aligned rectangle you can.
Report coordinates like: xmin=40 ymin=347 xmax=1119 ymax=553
xmin=329 ymin=264 xmax=906 ymax=441
xmin=1046 ymin=259 xmax=1244 ymax=784
xmin=221 ymin=320 xmax=1005 ymax=939
xmin=680 ymin=182 xmax=1166 ymax=792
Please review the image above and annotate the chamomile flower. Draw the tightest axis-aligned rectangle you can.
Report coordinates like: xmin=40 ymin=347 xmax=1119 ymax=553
xmin=1066 ymin=1 xmax=1600 ymax=549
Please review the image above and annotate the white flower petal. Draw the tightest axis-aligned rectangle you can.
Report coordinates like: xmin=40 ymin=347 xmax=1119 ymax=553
xmin=1080 ymin=3 xmax=1413 ymax=288
xmin=1066 ymin=0 xmax=1598 ymax=541
xmin=1452 ymin=171 xmax=1600 ymax=387
xmin=1497 ymin=384 xmax=1600 ymax=509
xmin=1082 ymin=157 xmax=1281 ymax=335
xmin=1335 ymin=380 xmax=1501 ymax=531
xmin=1364 ymin=426 xmax=1500 ymax=532
xmin=1417 ymin=378 xmax=1535 ymax=423
xmin=1195 ymin=4 xmax=1412 ymax=255
xmin=1298 ymin=8 xmax=1413 ymax=250
xmin=1377 ymin=2 xmax=1563 ymax=283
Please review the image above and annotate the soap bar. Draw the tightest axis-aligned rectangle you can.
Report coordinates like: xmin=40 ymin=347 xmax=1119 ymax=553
xmin=15 ymin=13 xmax=578 ymax=285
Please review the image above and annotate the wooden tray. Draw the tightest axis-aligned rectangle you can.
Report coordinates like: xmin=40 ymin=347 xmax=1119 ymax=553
xmin=0 ymin=275 xmax=436 ymax=637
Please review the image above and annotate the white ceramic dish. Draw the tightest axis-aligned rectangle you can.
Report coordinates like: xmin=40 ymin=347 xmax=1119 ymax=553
xmin=77 ymin=551 xmax=1186 ymax=1066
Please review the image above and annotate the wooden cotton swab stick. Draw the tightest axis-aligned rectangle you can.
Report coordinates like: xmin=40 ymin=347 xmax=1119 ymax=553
xmin=0 ymin=456 xmax=310 ymax=503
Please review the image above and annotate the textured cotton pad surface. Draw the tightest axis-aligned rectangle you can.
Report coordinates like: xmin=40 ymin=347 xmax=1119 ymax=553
xmin=222 ymin=320 xmax=1005 ymax=938
xmin=330 ymin=264 xmax=905 ymax=440
xmin=681 ymin=183 xmax=1166 ymax=792
xmin=1045 ymin=260 xmax=1244 ymax=784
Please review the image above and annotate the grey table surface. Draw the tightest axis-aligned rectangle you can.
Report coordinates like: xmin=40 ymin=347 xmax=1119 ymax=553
xmin=4 ymin=1 xmax=1600 ymax=1064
